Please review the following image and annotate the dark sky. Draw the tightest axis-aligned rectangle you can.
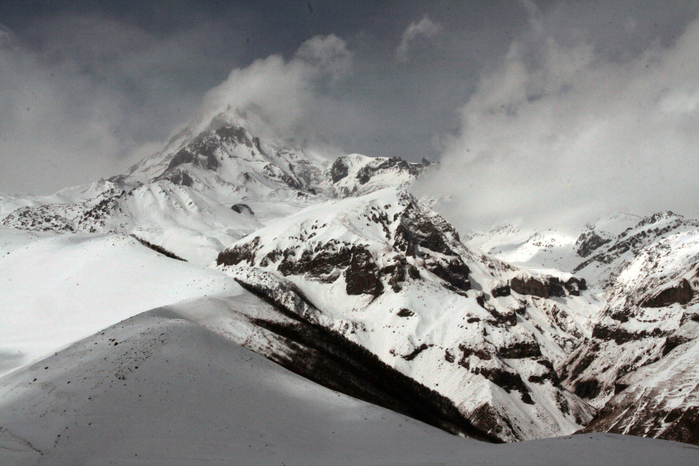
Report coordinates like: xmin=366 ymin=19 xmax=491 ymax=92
xmin=2 ymin=0 xmax=699 ymax=229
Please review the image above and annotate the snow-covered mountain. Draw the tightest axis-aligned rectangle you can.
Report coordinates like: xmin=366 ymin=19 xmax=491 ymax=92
xmin=215 ymin=187 xmax=597 ymax=441
xmin=2 ymin=104 xmax=699 ymax=459
xmin=561 ymin=212 xmax=699 ymax=444
xmin=0 ymin=108 xmax=427 ymax=264
xmin=470 ymin=212 xmax=699 ymax=444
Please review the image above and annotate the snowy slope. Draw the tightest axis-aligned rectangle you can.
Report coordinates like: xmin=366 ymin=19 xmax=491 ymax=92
xmin=0 ymin=229 xmax=239 ymax=377
xmin=2 ymin=294 xmax=698 ymax=465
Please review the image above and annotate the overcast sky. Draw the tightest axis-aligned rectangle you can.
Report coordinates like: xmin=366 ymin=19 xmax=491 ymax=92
xmin=1 ymin=0 xmax=698 ymax=229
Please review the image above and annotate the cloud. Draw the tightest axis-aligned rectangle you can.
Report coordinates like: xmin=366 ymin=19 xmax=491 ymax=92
xmin=197 ymin=35 xmax=353 ymax=145
xmin=0 ymin=14 xmax=232 ymax=195
xmin=415 ymin=9 xmax=699 ymax=233
xmin=396 ymin=17 xmax=441 ymax=63
xmin=295 ymin=34 xmax=353 ymax=82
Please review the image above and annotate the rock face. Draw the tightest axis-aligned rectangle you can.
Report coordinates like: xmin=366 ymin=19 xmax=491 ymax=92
xmin=641 ymin=279 xmax=694 ymax=308
xmin=558 ymin=212 xmax=699 ymax=444
xmin=217 ymin=188 xmax=595 ymax=442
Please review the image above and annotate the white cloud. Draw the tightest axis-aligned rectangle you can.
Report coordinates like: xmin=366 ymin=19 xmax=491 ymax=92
xmin=415 ymin=14 xmax=699 ymax=232
xmin=396 ymin=17 xmax=441 ymax=63
xmin=0 ymin=16 xmax=213 ymax=195
xmin=295 ymin=34 xmax=353 ymax=82
xmin=198 ymin=35 xmax=353 ymax=143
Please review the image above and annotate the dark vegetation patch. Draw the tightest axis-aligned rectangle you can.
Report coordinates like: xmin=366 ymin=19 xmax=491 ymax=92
xmin=130 ymin=235 xmax=186 ymax=262
xmin=234 ymin=278 xmax=502 ymax=443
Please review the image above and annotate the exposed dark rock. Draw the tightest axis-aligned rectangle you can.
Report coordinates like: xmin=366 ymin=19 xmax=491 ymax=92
xmin=574 ymin=378 xmax=601 ymax=399
xmin=330 ymin=157 xmax=350 ymax=183
xmin=592 ymin=324 xmax=665 ymax=345
xmin=471 ymin=366 xmax=533 ymax=404
xmin=216 ymin=237 xmax=261 ymax=266
xmin=76 ymin=190 xmax=127 ymax=232
xmin=614 ymin=382 xmax=629 ymax=394
xmin=216 ymin=125 xmax=251 ymax=146
xmin=167 ymin=144 xmax=219 ymax=172
xmin=488 ymin=309 xmax=517 ymax=327
xmin=355 ymin=157 xmax=421 ymax=185
xmin=610 ymin=311 xmax=629 ymax=323
xmin=458 ymin=345 xmax=493 ymax=362
xmin=574 ymin=214 xmax=695 ymax=274
xmin=381 ymin=258 xmax=408 ymax=292
xmin=528 ymin=360 xmax=561 ymax=386
xmin=576 ymin=230 xmax=611 ymax=258
xmin=234 ymin=275 xmax=502 ymax=442
xmin=397 ymin=308 xmax=414 ymax=318
xmin=491 ymin=284 xmax=511 ymax=298
xmin=564 ymin=348 xmax=597 ymax=382
xmin=510 ymin=276 xmax=549 ymax=298
xmin=403 ymin=344 xmax=430 ymax=361
xmin=344 ymin=246 xmax=384 ymax=296
xmin=584 ymin=396 xmax=699 ymax=445
xmin=498 ymin=341 xmax=542 ymax=359
xmin=231 ymin=203 xmax=255 ymax=216
xmin=509 ymin=275 xmax=584 ymax=299
xmin=1 ymin=207 xmax=75 ymax=233
xmin=395 ymin=204 xmax=458 ymax=256
xmin=662 ymin=334 xmax=693 ymax=356
xmin=641 ymin=279 xmax=694 ymax=308
xmin=423 ymin=256 xmax=471 ymax=292
xmin=167 ymin=169 xmax=194 ymax=187
xmin=661 ymin=407 xmax=699 ymax=445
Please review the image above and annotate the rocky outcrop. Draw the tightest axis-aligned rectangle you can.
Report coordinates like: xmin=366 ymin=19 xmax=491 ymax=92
xmin=641 ymin=279 xmax=694 ymax=308
xmin=231 ymin=203 xmax=255 ymax=216
xmin=510 ymin=276 xmax=586 ymax=299
xmin=576 ymin=230 xmax=611 ymax=258
xmin=330 ymin=157 xmax=350 ymax=183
